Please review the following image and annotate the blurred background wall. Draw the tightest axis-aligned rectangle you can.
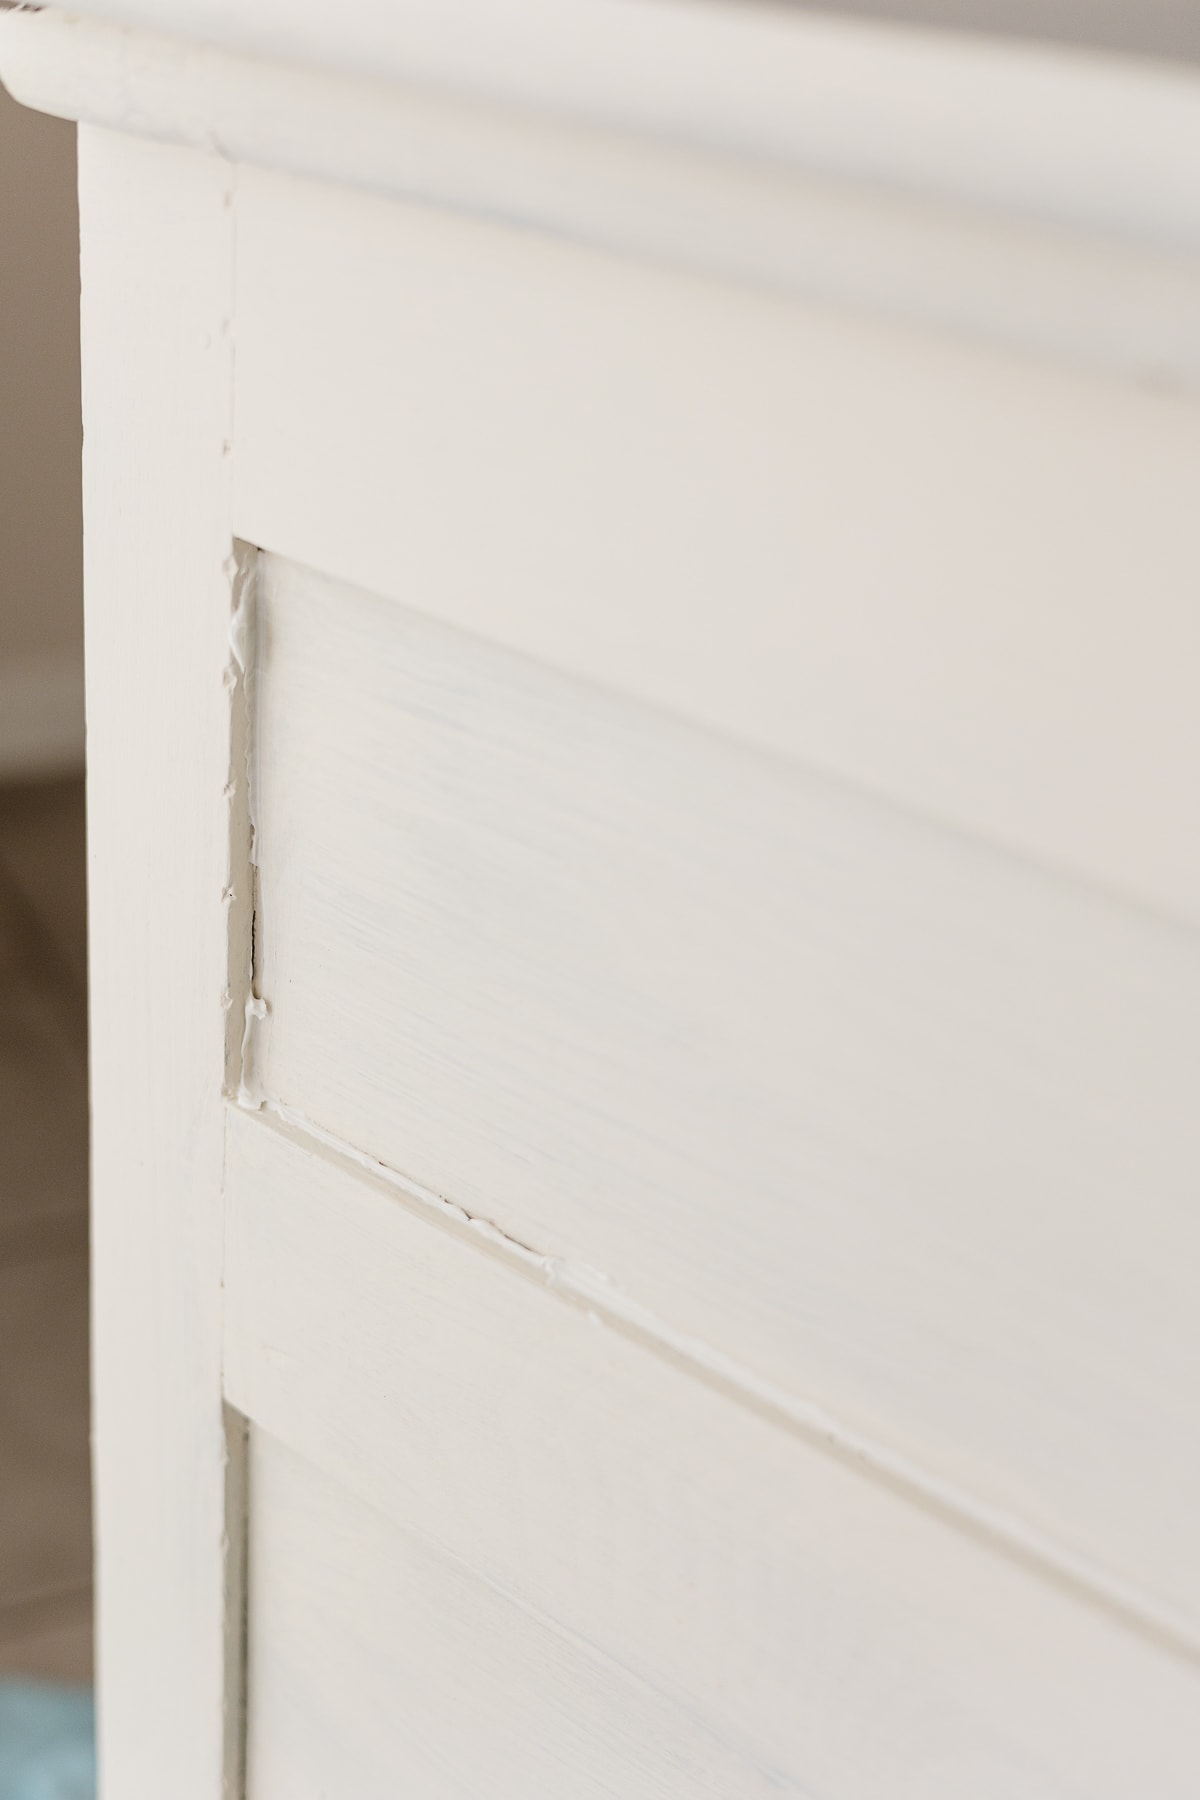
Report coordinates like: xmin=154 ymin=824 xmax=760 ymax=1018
xmin=0 ymin=67 xmax=91 ymax=1700
xmin=0 ymin=77 xmax=82 ymax=781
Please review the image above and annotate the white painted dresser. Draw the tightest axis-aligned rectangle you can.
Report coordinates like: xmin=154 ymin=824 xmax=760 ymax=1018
xmin=2 ymin=2 xmax=1199 ymax=1793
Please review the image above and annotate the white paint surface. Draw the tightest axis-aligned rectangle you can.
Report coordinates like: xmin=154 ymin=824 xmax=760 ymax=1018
xmin=250 ymin=551 xmax=1200 ymax=1637
xmin=4 ymin=0 xmax=1194 ymax=1790
xmin=235 ymin=179 xmax=1200 ymax=922
xmin=246 ymin=1429 xmax=800 ymax=1798
xmin=226 ymin=1110 xmax=1200 ymax=1797
xmin=79 ymin=127 xmax=244 ymax=1797
xmin=8 ymin=11 xmax=1200 ymax=387
xmin=14 ymin=0 xmax=1200 ymax=250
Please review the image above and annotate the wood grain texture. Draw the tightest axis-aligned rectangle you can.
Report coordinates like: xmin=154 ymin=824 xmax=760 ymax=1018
xmin=245 ymin=1430 xmax=798 ymax=1799
xmin=225 ymin=1109 xmax=1200 ymax=1797
xmin=250 ymin=552 xmax=1200 ymax=1637
xmin=235 ymin=183 xmax=1200 ymax=922
xmin=79 ymin=128 xmax=243 ymax=1797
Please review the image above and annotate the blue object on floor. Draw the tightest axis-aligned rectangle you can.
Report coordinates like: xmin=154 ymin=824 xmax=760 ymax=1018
xmin=0 ymin=1682 xmax=95 ymax=1800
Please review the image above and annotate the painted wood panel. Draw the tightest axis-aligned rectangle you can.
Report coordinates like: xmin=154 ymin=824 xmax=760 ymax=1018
xmin=10 ymin=9 xmax=1200 ymax=396
xmin=78 ymin=129 xmax=246 ymax=1796
xmin=225 ymin=1109 xmax=1200 ymax=1798
xmin=28 ymin=0 xmax=1200 ymax=254
xmin=248 ymin=551 xmax=1200 ymax=1639
xmin=245 ymin=1429 xmax=799 ymax=1799
xmin=233 ymin=169 xmax=1200 ymax=921
xmin=8 ymin=4 xmax=1196 ymax=1792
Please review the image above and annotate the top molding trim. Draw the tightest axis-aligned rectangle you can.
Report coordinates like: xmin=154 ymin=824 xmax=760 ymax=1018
xmin=4 ymin=3 xmax=1200 ymax=386
xmin=6 ymin=0 xmax=1200 ymax=251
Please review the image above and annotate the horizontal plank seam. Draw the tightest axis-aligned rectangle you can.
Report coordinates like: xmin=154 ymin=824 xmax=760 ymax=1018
xmin=235 ymin=1092 xmax=1200 ymax=1672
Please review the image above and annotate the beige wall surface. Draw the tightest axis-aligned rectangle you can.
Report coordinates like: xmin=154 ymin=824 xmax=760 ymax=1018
xmin=0 ymin=77 xmax=83 ymax=772
xmin=0 ymin=79 xmax=81 ymax=662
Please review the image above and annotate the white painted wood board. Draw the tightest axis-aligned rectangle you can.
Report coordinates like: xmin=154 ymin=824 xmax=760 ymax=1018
xmin=248 ymin=551 xmax=1200 ymax=1639
xmin=9 ymin=11 xmax=1200 ymax=388
xmin=10 ymin=3 xmax=1194 ymax=1790
xmin=234 ymin=177 xmax=1200 ymax=922
xmin=24 ymin=0 xmax=1200 ymax=252
xmin=79 ymin=127 xmax=245 ymax=1797
xmin=224 ymin=1108 xmax=1200 ymax=1798
xmin=245 ymin=1429 xmax=800 ymax=1799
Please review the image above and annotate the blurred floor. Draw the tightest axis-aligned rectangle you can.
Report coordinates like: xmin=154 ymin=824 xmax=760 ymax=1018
xmin=0 ymin=779 xmax=91 ymax=1685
